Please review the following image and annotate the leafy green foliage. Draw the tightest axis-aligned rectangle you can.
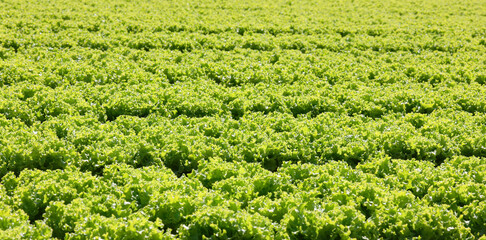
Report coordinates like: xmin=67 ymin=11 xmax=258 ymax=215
xmin=1 ymin=0 xmax=486 ymax=238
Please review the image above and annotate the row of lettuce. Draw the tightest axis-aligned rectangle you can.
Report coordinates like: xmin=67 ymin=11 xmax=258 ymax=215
xmin=1 ymin=78 xmax=485 ymax=123
xmin=2 ymin=28 xmax=485 ymax=54
xmin=1 ymin=157 xmax=485 ymax=239
xmin=1 ymin=42 xmax=485 ymax=87
xmin=1 ymin=109 xmax=486 ymax=177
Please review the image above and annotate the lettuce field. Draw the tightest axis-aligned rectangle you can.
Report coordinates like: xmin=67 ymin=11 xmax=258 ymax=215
xmin=1 ymin=0 xmax=486 ymax=239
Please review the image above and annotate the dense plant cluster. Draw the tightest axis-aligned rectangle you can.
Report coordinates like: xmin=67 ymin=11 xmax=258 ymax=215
xmin=1 ymin=0 xmax=486 ymax=238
